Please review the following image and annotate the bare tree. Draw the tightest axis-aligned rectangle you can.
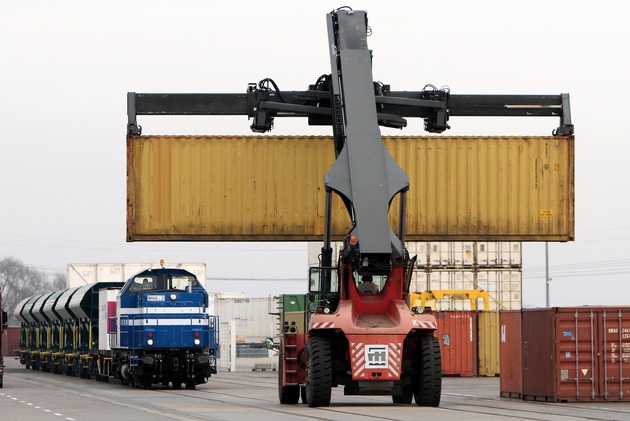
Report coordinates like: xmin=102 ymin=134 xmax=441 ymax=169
xmin=51 ymin=272 xmax=67 ymax=291
xmin=0 ymin=257 xmax=55 ymax=326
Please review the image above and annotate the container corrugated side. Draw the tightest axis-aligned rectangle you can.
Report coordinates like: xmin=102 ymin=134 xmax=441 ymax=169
xmin=519 ymin=307 xmax=630 ymax=402
xmin=522 ymin=308 xmax=556 ymax=401
xmin=215 ymin=297 xmax=277 ymax=343
xmin=478 ymin=311 xmax=500 ymax=377
xmin=599 ymin=308 xmax=630 ymax=400
xmin=128 ymin=135 xmax=574 ymax=241
xmin=386 ymin=136 xmax=574 ymax=241
xmin=500 ymin=310 xmax=523 ymax=398
xmin=2 ymin=327 xmax=21 ymax=356
xmin=435 ymin=311 xmax=478 ymax=376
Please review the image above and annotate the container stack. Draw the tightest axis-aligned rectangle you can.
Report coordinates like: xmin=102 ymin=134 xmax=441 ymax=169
xmin=411 ymin=241 xmax=522 ymax=311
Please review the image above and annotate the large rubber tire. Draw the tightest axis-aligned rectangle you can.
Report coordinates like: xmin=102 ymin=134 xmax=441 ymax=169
xmin=278 ymin=352 xmax=299 ymax=404
xmin=392 ymin=389 xmax=413 ymax=404
xmin=300 ymin=386 xmax=307 ymax=404
xmin=414 ymin=335 xmax=442 ymax=407
xmin=305 ymin=336 xmax=332 ymax=407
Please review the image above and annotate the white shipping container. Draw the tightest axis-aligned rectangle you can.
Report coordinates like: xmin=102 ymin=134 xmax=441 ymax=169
xmin=414 ymin=242 xmax=429 ymax=266
xmin=215 ymin=297 xmax=277 ymax=343
xmin=67 ymin=262 xmax=207 ymax=289
xmin=477 ymin=242 xmax=522 ymax=267
xmin=416 ymin=241 xmax=522 ymax=268
xmin=421 ymin=271 xmax=476 ymax=291
xmin=207 ymin=292 xmax=245 ymax=316
xmin=428 ymin=242 xmax=450 ymax=267
xmin=308 ymin=241 xmax=521 ymax=269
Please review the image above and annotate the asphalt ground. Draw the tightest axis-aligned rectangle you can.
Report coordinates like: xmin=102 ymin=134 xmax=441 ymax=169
xmin=2 ymin=357 xmax=630 ymax=421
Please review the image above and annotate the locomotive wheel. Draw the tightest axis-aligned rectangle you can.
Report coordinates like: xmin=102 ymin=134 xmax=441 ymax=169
xmin=278 ymin=352 xmax=299 ymax=404
xmin=305 ymin=336 xmax=332 ymax=407
xmin=414 ymin=336 xmax=442 ymax=407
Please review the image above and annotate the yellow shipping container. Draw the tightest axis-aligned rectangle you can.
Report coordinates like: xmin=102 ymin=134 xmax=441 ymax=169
xmin=127 ymin=135 xmax=574 ymax=242
xmin=477 ymin=311 xmax=501 ymax=377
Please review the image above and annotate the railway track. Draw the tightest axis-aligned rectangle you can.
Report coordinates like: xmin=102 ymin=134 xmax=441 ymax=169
xmin=4 ymin=358 xmax=630 ymax=421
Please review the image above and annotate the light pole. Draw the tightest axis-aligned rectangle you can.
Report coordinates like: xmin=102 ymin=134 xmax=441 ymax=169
xmin=545 ymin=242 xmax=551 ymax=306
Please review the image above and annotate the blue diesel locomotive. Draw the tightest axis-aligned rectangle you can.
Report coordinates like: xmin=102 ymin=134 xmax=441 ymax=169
xmin=15 ymin=266 xmax=219 ymax=389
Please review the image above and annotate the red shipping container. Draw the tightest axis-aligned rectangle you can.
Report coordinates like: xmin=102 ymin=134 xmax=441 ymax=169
xmin=2 ymin=327 xmax=20 ymax=357
xmin=499 ymin=310 xmax=523 ymax=398
xmin=504 ymin=307 xmax=630 ymax=402
xmin=435 ymin=311 xmax=477 ymax=377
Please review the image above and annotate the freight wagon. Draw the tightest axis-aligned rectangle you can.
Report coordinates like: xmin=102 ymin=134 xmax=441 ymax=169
xmin=15 ymin=266 xmax=219 ymax=389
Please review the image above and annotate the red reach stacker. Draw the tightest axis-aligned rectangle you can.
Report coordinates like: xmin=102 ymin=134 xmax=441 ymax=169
xmin=278 ymin=9 xmax=443 ymax=406
xmin=126 ymin=7 xmax=572 ymax=409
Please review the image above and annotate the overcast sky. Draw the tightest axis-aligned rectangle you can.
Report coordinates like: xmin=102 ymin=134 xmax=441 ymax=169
xmin=2 ymin=1 xmax=629 ymax=306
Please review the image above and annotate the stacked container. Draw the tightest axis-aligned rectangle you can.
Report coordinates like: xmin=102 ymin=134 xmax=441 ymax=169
xmin=414 ymin=241 xmax=522 ymax=311
xmin=309 ymin=241 xmax=523 ymax=311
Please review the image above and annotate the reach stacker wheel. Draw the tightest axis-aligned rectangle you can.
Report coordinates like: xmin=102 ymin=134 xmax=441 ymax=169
xmin=305 ymin=336 xmax=332 ymax=407
xmin=414 ymin=335 xmax=442 ymax=407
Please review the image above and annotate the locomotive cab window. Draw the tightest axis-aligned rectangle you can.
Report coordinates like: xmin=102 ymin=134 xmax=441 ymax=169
xmin=171 ymin=275 xmax=199 ymax=291
xmin=128 ymin=276 xmax=157 ymax=292
xmin=127 ymin=272 xmax=200 ymax=292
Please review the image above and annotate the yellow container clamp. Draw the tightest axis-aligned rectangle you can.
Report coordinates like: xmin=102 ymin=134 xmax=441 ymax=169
xmin=410 ymin=290 xmax=490 ymax=311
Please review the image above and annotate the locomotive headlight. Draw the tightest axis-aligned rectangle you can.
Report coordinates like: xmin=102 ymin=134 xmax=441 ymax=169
xmin=194 ymin=339 xmax=201 ymax=345
xmin=147 ymin=339 xmax=154 ymax=345
xmin=170 ymin=294 xmax=177 ymax=300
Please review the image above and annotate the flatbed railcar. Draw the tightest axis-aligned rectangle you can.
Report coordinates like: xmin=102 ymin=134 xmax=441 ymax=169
xmin=15 ymin=266 xmax=219 ymax=389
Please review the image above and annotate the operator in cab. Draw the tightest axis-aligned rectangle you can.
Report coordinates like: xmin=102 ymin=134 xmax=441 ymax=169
xmin=358 ymin=275 xmax=379 ymax=293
